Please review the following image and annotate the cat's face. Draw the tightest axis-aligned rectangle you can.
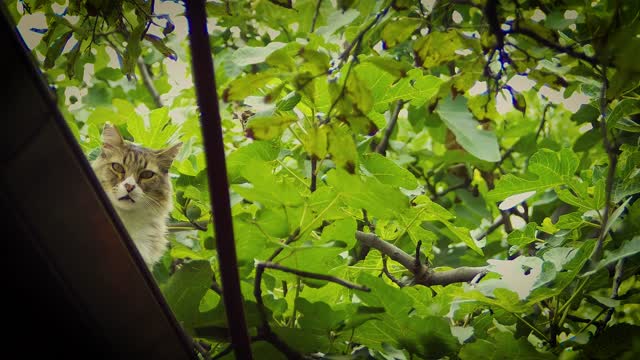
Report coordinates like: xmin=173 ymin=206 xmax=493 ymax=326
xmin=92 ymin=124 xmax=181 ymax=214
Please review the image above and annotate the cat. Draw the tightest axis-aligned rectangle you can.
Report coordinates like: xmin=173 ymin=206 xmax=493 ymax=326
xmin=92 ymin=123 xmax=181 ymax=267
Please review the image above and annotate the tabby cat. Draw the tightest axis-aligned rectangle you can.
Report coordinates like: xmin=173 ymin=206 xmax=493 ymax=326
xmin=92 ymin=124 xmax=181 ymax=267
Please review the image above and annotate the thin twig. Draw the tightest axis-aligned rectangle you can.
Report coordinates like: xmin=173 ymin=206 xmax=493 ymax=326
xmin=375 ymin=100 xmax=404 ymax=155
xmin=267 ymin=228 xmax=301 ymax=262
xmin=414 ymin=240 xmax=422 ymax=269
xmin=257 ymin=262 xmax=371 ymax=291
xmin=474 ymin=215 xmax=505 ymax=241
xmin=336 ymin=4 xmax=391 ymax=66
xmin=310 ymin=0 xmax=323 ymax=33
xmin=381 ymin=256 xmax=404 ymax=287
xmin=310 ymin=157 xmax=317 ymax=192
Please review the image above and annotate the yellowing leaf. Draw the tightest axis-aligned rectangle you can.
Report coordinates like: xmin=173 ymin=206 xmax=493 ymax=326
xmin=246 ymin=113 xmax=297 ymax=140
xmin=381 ymin=17 xmax=422 ymax=48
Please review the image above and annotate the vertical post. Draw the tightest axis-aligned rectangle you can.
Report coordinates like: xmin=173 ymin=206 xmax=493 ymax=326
xmin=184 ymin=1 xmax=253 ymax=358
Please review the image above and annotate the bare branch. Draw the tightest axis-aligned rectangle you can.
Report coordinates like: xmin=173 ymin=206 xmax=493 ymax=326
xmin=355 ymin=231 xmax=487 ymax=286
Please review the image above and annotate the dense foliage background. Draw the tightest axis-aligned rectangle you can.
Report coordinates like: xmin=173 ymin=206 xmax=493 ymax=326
xmin=11 ymin=0 xmax=640 ymax=358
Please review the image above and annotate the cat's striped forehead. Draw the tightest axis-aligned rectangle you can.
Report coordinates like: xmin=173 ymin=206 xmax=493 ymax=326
xmin=107 ymin=143 xmax=161 ymax=172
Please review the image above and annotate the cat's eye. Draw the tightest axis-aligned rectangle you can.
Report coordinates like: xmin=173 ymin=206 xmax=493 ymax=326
xmin=139 ymin=170 xmax=155 ymax=179
xmin=111 ymin=163 xmax=125 ymax=173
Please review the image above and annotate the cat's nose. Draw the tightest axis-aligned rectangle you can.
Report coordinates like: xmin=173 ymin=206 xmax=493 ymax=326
xmin=124 ymin=183 xmax=136 ymax=193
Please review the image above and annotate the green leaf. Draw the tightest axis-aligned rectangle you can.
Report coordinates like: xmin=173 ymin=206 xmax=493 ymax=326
xmin=435 ymin=96 xmax=501 ymax=162
xmin=223 ymin=72 xmax=277 ymax=102
xmin=326 ymin=169 xmax=409 ymax=219
xmin=507 ymin=222 xmax=538 ymax=247
xmin=233 ymin=159 xmax=304 ymax=208
xmin=381 ymin=17 xmax=422 ymax=48
xmin=277 ymin=91 xmax=301 ymax=111
xmin=459 ymin=331 xmax=554 ymax=360
xmin=44 ymin=30 xmax=72 ymax=69
xmin=413 ymin=30 xmax=465 ymax=68
xmin=364 ymin=56 xmax=413 ymax=78
xmin=230 ymin=42 xmax=287 ymax=66
xmin=327 ymin=124 xmax=358 ymax=173
xmin=571 ymin=103 xmax=599 ymax=124
xmin=607 ymin=99 xmax=640 ymax=130
xmin=361 ymin=153 xmax=418 ymax=189
xmin=144 ymin=34 xmax=178 ymax=61
xmin=303 ymin=125 xmax=328 ymax=160
xmin=123 ymin=24 xmax=145 ymax=76
xmin=584 ymin=235 xmax=640 ymax=276
xmin=161 ymin=261 xmax=213 ymax=329
xmin=127 ymin=107 xmax=179 ymax=148
xmin=227 ymin=141 xmax=279 ymax=184
xmin=488 ymin=148 xmax=579 ymax=201
xmin=199 ymin=289 xmax=221 ymax=312
xmin=320 ymin=218 xmax=357 ymax=248
xmin=355 ymin=63 xmax=442 ymax=112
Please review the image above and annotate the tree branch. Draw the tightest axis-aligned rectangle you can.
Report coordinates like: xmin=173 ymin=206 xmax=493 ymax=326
xmin=375 ymin=100 xmax=404 ymax=155
xmin=310 ymin=157 xmax=317 ymax=192
xmin=508 ymin=25 xmax=598 ymax=67
xmin=267 ymin=227 xmax=301 ymax=262
xmin=381 ymin=256 xmax=404 ymax=287
xmin=592 ymin=67 xmax=617 ymax=263
xmin=310 ymin=0 xmax=323 ymax=33
xmin=355 ymin=231 xmax=487 ymax=286
xmin=474 ymin=215 xmax=505 ymax=242
xmin=137 ymin=57 xmax=163 ymax=108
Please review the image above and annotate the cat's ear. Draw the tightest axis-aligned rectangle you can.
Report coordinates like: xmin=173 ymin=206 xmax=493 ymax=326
xmin=156 ymin=142 xmax=182 ymax=171
xmin=102 ymin=123 xmax=124 ymax=149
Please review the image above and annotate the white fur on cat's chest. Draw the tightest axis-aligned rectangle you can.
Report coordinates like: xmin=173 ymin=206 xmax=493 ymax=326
xmin=117 ymin=209 xmax=168 ymax=266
